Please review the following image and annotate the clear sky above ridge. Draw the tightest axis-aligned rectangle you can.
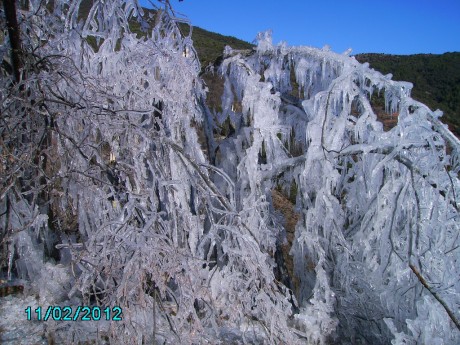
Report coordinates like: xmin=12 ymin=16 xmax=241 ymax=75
xmin=140 ymin=0 xmax=460 ymax=55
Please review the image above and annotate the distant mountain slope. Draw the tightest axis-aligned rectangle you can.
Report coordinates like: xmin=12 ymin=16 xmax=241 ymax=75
xmin=178 ymin=24 xmax=254 ymax=69
xmin=355 ymin=53 xmax=460 ymax=135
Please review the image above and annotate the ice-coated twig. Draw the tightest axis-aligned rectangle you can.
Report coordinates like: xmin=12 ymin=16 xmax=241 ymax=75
xmin=409 ymin=263 xmax=460 ymax=331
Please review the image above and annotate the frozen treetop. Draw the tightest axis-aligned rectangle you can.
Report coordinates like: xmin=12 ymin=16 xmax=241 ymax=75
xmin=214 ymin=29 xmax=460 ymax=344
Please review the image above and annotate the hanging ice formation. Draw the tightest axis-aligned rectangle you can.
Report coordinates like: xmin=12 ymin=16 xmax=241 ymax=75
xmin=212 ymin=30 xmax=460 ymax=344
xmin=0 ymin=1 xmax=459 ymax=344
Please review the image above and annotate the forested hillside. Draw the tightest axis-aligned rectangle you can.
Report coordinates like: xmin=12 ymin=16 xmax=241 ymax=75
xmin=355 ymin=53 xmax=460 ymax=135
xmin=178 ymin=24 xmax=254 ymax=70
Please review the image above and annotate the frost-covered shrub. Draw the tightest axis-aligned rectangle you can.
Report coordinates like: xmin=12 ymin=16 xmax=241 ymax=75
xmin=1 ymin=1 xmax=298 ymax=344
xmin=215 ymin=30 xmax=460 ymax=344
xmin=1 ymin=1 xmax=459 ymax=344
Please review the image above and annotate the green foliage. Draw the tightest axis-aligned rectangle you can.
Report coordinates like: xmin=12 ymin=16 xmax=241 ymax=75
xmin=220 ymin=116 xmax=235 ymax=137
xmin=245 ymin=113 xmax=252 ymax=127
xmin=355 ymin=53 xmax=460 ymax=136
xmin=289 ymin=65 xmax=301 ymax=98
xmin=178 ymin=23 xmax=254 ymax=70
xmin=258 ymin=139 xmax=267 ymax=164
xmin=289 ymin=180 xmax=297 ymax=204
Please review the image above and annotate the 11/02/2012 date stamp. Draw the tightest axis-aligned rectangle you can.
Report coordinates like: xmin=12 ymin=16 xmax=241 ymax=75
xmin=25 ymin=306 xmax=122 ymax=321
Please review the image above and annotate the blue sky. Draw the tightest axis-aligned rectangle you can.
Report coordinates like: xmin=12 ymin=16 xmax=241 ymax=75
xmin=140 ymin=0 xmax=460 ymax=55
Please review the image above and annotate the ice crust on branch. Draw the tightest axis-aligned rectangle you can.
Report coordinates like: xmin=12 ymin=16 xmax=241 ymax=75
xmin=1 ymin=2 xmax=295 ymax=344
xmin=214 ymin=30 xmax=460 ymax=344
xmin=1 ymin=2 xmax=460 ymax=344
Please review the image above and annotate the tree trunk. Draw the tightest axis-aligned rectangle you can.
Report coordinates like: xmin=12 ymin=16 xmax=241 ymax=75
xmin=3 ymin=0 xmax=23 ymax=83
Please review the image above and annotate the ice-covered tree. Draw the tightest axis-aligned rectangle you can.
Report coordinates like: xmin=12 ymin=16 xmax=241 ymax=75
xmin=214 ymin=32 xmax=460 ymax=344
xmin=1 ymin=1 xmax=459 ymax=344
xmin=0 ymin=1 xmax=298 ymax=343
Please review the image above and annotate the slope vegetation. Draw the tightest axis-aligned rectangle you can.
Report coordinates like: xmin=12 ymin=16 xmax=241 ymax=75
xmin=355 ymin=53 xmax=460 ymax=135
